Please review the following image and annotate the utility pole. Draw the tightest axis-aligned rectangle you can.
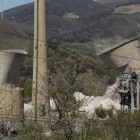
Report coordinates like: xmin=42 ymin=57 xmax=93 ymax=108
xmin=1 ymin=0 xmax=3 ymax=19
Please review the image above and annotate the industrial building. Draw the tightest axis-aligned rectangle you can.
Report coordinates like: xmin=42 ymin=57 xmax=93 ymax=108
xmin=0 ymin=0 xmax=50 ymax=132
xmin=98 ymin=37 xmax=140 ymax=113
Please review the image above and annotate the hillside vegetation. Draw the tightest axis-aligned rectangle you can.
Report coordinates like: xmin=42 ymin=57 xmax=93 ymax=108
xmin=4 ymin=0 xmax=107 ymax=39
xmin=0 ymin=19 xmax=31 ymax=51
xmin=2 ymin=0 xmax=140 ymax=45
xmin=97 ymin=0 xmax=140 ymax=8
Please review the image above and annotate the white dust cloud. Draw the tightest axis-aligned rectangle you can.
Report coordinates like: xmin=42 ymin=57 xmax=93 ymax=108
xmin=73 ymin=84 xmax=120 ymax=115
xmin=24 ymin=84 xmax=120 ymax=116
xmin=24 ymin=98 xmax=56 ymax=113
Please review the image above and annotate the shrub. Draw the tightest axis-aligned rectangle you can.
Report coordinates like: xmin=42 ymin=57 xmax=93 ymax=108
xmin=18 ymin=123 xmax=47 ymax=140
xmin=95 ymin=105 xmax=106 ymax=118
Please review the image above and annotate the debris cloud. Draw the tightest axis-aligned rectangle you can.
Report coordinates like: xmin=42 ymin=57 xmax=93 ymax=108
xmin=24 ymin=84 xmax=120 ymax=117
xmin=73 ymin=84 xmax=120 ymax=116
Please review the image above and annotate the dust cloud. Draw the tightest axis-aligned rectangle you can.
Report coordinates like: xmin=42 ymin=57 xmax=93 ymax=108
xmin=73 ymin=84 xmax=120 ymax=116
xmin=24 ymin=84 xmax=120 ymax=116
xmin=24 ymin=98 xmax=56 ymax=114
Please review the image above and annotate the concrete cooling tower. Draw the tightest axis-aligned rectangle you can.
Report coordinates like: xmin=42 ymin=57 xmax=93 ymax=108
xmin=98 ymin=37 xmax=140 ymax=81
xmin=0 ymin=49 xmax=27 ymax=120
xmin=0 ymin=49 xmax=27 ymax=87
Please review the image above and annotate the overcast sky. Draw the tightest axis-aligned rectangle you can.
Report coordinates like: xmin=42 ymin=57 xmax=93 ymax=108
xmin=1 ymin=0 xmax=34 ymax=11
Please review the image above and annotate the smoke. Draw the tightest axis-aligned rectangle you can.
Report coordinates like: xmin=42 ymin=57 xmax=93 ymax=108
xmin=24 ymin=102 xmax=32 ymax=112
xmin=50 ymin=98 xmax=56 ymax=110
xmin=73 ymin=84 xmax=120 ymax=116
xmin=95 ymin=36 xmax=125 ymax=54
xmin=24 ymin=84 xmax=120 ymax=117
xmin=24 ymin=98 xmax=56 ymax=114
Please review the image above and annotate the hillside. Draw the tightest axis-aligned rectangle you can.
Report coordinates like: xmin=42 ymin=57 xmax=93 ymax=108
xmin=3 ymin=0 xmax=108 ymax=41
xmin=97 ymin=0 xmax=140 ymax=8
xmin=4 ymin=0 xmax=107 ymax=19
xmin=0 ymin=19 xmax=108 ymax=81
xmin=0 ymin=19 xmax=31 ymax=51
xmin=57 ymin=13 xmax=140 ymax=43
xmin=1 ymin=1 xmax=140 ymax=51
xmin=114 ymin=4 xmax=140 ymax=14
xmin=2 ymin=0 xmax=140 ymax=45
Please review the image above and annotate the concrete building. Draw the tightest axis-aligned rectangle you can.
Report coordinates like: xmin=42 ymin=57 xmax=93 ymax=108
xmin=32 ymin=0 xmax=50 ymax=127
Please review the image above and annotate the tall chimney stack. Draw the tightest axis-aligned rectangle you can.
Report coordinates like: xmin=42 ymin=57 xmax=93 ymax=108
xmin=32 ymin=0 xmax=50 ymax=129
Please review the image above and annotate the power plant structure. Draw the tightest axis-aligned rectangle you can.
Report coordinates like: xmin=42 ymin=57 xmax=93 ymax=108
xmin=0 ymin=49 xmax=27 ymax=122
xmin=32 ymin=0 xmax=50 ymax=129
xmin=0 ymin=0 xmax=140 ymax=135
xmin=116 ymin=72 xmax=140 ymax=113
xmin=98 ymin=37 xmax=140 ymax=113
xmin=98 ymin=37 xmax=140 ymax=82
xmin=0 ymin=0 xmax=50 ymax=132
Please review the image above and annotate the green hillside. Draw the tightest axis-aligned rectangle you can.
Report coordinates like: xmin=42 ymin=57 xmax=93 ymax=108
xmin=0 ymin=19 xmax=31 ymax=51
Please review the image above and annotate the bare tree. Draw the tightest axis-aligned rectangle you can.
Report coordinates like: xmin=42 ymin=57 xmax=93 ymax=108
xmin=47 ymin=51 xmax=99 ymax=140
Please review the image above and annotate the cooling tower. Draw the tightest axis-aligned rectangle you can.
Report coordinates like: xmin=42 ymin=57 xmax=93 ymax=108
xmin=32 ymin=0 xmax=50 ymax=126
xmin=98 ymin=37 xmax=140 ymax=81
xmin=0 ymin=49 xmax=27 ymax=87
xmin=0 ymin=49 xmax=27 ymax=120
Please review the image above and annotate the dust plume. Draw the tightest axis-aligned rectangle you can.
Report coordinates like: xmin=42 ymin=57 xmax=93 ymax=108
xmin=24 ymin=84 xmax=120 ymax=116
xmin=73 ymin=84 xmax=120 ymax=116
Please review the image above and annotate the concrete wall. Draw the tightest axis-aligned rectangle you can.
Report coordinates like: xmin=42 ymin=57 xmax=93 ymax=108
xmin=0 ymin=88 xmax=24 ymax=120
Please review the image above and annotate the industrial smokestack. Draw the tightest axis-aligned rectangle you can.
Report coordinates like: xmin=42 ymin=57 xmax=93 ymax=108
xmin=32 ymin=0 xmax=50 ymax=128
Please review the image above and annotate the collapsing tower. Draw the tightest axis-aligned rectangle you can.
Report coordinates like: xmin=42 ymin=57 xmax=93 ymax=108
xmin=98 ymin=37 xmax=140 ymax=81
xmin=32 ymin=0 xmax=50 ymax=126
xmin=98 ymin=37 xmax=140 ymax=113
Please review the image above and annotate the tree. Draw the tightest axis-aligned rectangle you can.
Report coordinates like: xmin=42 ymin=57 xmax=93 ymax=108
xmin=95 ymin=105 xmax=106 ymax=118
xmin=18 ymin=47 xmax=107 ymax=140
xmin=18 ymin=122 xmax=47 ymax=140
xmin=105 ymin=110 xmax=140 ymax=140
xmin=48 ymin=52 xmax=86 ymax=140
xmin=47 ymin=49 xmax=105 ymax=140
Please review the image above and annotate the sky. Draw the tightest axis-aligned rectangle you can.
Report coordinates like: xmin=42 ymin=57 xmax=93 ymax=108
xmin=1 ymin=0 xmax=34 ymax=11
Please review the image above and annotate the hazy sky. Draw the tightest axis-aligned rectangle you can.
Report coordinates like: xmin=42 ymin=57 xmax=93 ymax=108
xmin=1 ymin=0 xmax=34 ymax=11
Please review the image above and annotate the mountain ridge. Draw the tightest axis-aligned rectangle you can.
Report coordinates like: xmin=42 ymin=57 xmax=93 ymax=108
xmin=3 ymin=0 xmax=108 ymax=42
xmin=1 ymin=0 xmax=140 ymax=44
